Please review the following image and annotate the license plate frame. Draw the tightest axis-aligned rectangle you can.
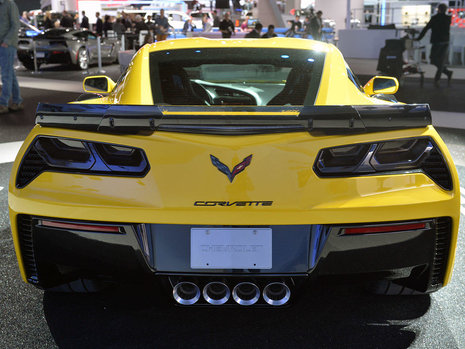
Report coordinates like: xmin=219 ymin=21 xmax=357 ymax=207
xmin=190 ymin=228 xmax=272 ymax=269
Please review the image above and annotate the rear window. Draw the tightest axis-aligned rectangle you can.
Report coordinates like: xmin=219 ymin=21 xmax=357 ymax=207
xmin=149 ymin=48 xmax=324 ymax=106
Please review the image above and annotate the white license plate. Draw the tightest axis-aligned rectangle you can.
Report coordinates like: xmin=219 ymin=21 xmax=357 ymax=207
xmin=190 ymin=228 xmax=272 ymax=269
xmin=36 ymin=52 xmax=45 ymax=58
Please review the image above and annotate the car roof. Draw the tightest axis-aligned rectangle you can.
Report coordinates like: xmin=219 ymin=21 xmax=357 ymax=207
xmin=146 ymin=37 xmax=331 ymax=53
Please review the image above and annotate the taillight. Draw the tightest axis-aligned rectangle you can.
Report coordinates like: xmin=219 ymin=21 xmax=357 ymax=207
xmin=40 ymin=219 xmax=121 ymax=233
xmin=35 ymin=137 xmax=94 ymax=169
xmin=314 ymin=137 xmax=452 ymax=190
xmin=16 ymin=136 xmax=150 ymax=188
xmin=371 ymin=138 xmax=432 ymax=171
xmin=344 ymin=222 xmax=426 ymax=235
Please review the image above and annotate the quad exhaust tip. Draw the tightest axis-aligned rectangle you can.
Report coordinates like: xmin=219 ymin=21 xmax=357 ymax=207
xmin=173 ymin=281 xmax=201 ymax=305
xmin=203 ymin=282 xmax=230 ymax=305
xmin=232 ymin=282 xmax=260 ymax=306
xmin=173 ymin=280 xmax=291 ymax=306
xmin=262 ymin=282 xmax=291 ymax=306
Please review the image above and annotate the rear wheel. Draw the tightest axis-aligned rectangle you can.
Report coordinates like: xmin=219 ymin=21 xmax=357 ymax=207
xmin=21 ymin=58 xmax=37 ymax=70
xmin=77 ymin=47 xmax=89 ymax=70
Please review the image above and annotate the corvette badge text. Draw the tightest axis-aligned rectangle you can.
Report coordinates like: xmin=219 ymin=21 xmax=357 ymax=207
xmin=194 ymin=201 xmax=273 ymax=207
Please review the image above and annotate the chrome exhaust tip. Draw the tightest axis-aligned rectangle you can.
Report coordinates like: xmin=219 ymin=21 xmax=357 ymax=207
xmin=263 ymin=282 xmax=291 ymax=306
xmin=203 ymin=282 xmax=230 ymax=305
xmin=173 ymin=281 xmax=201 ymax=305
xmin=232 ymin=282 xmax=260 ymax=306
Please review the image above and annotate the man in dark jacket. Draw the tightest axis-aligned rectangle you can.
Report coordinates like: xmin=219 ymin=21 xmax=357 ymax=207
xmin=60 ymin=11 xmax=74 ymax=28
xmin=245 ymin=22 xmax=262 ymax=38
xmin=0 ymin=0 xmax=23 ymax=114
xmin=416 ymin=4 xmax=452 ymax=86
xmin=95 ymin=12 xmax=103 ymax=36
xmin=80 ymin=11 xmax=89 ymax=29
xmin=219 ymin=12 xmax=234 ymax=38
xmin=310 ymin=11 xmax=323 ymax=41
xmin=212 ymin=10 xmax=220 ymax=27
xmin=285 ymin=15 xmax=301 ymax=37
xmin=261 ymin=24 xmax=277 ymax=38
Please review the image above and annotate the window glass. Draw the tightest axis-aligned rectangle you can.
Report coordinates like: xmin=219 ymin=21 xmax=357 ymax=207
xmin=149 ymin=48 xmax=325 ymax=106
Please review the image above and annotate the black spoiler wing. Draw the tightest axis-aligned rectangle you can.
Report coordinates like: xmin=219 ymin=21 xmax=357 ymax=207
xmin=35 ymin=104 xmax=432 ymax=135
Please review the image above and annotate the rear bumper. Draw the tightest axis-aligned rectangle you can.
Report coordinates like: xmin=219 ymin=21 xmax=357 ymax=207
xmin=17 ymin=49 xmax=71 ymax=65
xmin=14 ymin=214 xmax=452 ymax=293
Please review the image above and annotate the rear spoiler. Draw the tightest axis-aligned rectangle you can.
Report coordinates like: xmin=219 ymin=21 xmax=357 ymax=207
xmin=35 ymin=103 xmax=432 ymax=135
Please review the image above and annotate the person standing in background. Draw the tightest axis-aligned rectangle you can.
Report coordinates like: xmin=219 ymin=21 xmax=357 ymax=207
xmin=20 ymin=11 xmax=30 ymax=24
xmin=416 ymin=3 xmax=453 ymax=87
xmin=303 ymin=16 xmax=311 ymax=38
xmin=155 ymin=9 xmax=170 ymax=41
xmin=60 ymin=11 xmax=74 ymax=28
xmin=219 ymin=12 xmax=234 ymax=38
xmin=44 ymin=11 xmax=54 ymax=29
xmin=245 ymin=22 xmax=262 ymax=38
xmin=310 ymin=11 xmax=323 ymax=41
xmin=112 ymin=17 xmax=124 ymax=39
xmin=95 ymin=12 xmax=103 ymax=36
xmin=103 ymin=14 xmax=113 ymax=37
xmin=261 ymin=24 xmax=277 ymax=38
xmin=212 ymin=10 xmax=220 ymax=27
xmin=202 ymin=13 xmax=212 ymax=32
xmin=134 ymin=15 xmax=148 ymax=35
xmin=146 ymin=15 xmax=154 ymax=31
xmin=0 ymin=0 xmax=23 ymax=114
xmin=80 ymin=11 xmax=89 ymax=29
xmin=285 ymin=15 xmax=301 ymax=37
xmin=122 ymin=12 xmax=132 ymax=31
xmin=182 ymin=17 xmax=196 ymax=36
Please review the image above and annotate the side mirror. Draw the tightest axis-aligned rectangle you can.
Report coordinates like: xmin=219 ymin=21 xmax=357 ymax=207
xmin=363 ymin=76 xmax=399 ymax=95
xmin=83 ymin=76 xmax=116 ymax=94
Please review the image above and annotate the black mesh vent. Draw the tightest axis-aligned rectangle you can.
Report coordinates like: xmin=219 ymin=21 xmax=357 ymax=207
xmin=16 ymin=146 xmax=48 ymax=188
xmin=17 ymin=215 xmax=40 ymax=285
xmin=430 ymin=217 xmax=452 ymax=288
xmin=422 ymin=148 xmax=453 ymax=190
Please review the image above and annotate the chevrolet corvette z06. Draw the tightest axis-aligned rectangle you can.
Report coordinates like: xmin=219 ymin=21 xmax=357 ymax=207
xmin=9 ymin=38 xmax=460 ymax=306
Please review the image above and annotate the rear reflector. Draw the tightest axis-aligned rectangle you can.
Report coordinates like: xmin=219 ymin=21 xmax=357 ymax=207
xmin=40 ymin=220 xmax=121 ymax=233
xmin=344 ymin=222 xmax=426 ymax=235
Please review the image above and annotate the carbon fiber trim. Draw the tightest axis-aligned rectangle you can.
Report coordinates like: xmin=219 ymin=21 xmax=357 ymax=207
xmin=35 ymin=103 xmax=432 ymax=135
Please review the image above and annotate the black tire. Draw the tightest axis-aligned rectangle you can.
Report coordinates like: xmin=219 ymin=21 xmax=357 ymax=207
xmin=21 ymin=59 xmax=37 ymax=70
xmin=46 ymin=278 xmax=108 ymax=293
xmin=367 ymin=279 xmax=426 ymax=296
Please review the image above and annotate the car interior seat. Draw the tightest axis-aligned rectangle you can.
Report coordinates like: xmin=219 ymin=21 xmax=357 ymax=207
xmin=160 ymin=65 xmax=207 ymax=105
xmin=267 ymin=67 xmax=312 ymax=105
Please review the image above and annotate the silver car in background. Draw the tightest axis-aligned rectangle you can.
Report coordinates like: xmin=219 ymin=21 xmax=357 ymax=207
xmin=17 ymin=28 xmax=120 ymax=70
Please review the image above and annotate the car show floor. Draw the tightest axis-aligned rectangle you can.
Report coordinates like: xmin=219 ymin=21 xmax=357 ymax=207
xmin=0 ymin=64 xmax=464 ymax=348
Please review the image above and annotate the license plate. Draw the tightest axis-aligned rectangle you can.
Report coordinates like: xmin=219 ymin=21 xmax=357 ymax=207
xmin=190 ymin=228 xmax=272 ymax=269
xmin=36 ymin=51 xmax=45 ymax=58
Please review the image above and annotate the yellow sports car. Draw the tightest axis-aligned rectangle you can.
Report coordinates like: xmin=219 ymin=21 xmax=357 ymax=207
xmin=9 ymin=38 xmax=460 ymax=306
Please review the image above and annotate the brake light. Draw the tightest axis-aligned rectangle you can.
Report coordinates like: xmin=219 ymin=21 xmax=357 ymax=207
xmin=344 ymin=222 xmax=426 ymax=235
xmin=40 ymin=220 xmax=121 ymax=233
